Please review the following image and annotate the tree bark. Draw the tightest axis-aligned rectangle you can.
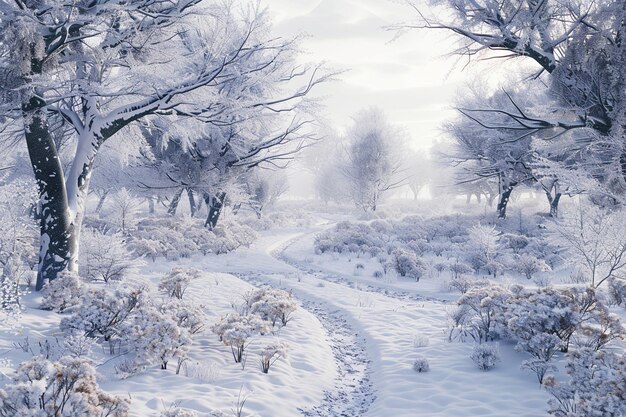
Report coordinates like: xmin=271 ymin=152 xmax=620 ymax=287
xmin=204 ymin=192 xmax=226 ymax=230
xmin=22 ymin=90 xmax=75 ymax=290
xmin=168 ymin=188 xmax=184 ymax=216
xmin=545 ymin=191 xmax=562 ymax=218
xmin=187 ymin=188 xmax=197 ymax=217
xmin=497 ymin=186 xmax=514 ymax=219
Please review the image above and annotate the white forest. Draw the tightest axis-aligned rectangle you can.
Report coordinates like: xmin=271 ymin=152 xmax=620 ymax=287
xmin=0 ymin=1 xmax=625 ymax=416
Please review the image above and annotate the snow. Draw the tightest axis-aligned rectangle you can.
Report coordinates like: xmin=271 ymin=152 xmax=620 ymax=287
xmin=3 ymin=207 xmax=626 ymax=417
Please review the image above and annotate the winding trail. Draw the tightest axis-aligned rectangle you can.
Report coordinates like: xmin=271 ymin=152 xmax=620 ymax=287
xmin=237 ymin=270 xmax=375 ymax=416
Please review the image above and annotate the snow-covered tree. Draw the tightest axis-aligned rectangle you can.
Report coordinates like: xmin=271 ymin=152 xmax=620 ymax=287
xmin=401 ymin=0 xmax=626 ymax=207
xmin=0 ymin=0 xmax=327 ymax=290
xmin=342 ymin=108 xmax=409 ymax=211
xmin=550 ymin=203 xmax=626 ymax=288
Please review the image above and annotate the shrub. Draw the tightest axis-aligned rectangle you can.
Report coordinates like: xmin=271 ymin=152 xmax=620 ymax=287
xmin=122 ymin=305 xmax=192 ymax=373
xmin=544 ymin=348 xmax=626 ymax=417
xmin=521 ymin=358 xmax=556 ymax=384
xmin=127 ymin=238 xmax=167 ymax=262
xmin=514 ymin=254 xmax=551 ymax=280
xmin=455 ymin=284 xmax=510 ymax=342
xmin=41 ymin=271 xmax=82 ymax=313
xmin=159 ymin=299 xmax=206 ymax=335
xmin=159 ymin=268 xmax=202 ymax=299
xmin=211 ymin=314 xmax=271 ymax=363
xmin=391 ymin=249 xmax=425 ymax=281
xmin=260 ymin=342 xmax=289 ymax=374
xmin=246 ymin=288 xmax=298 ymax=327
xmin=0 ymin=356 xmax=129 ymax=417
xmin=448 ymin=261 xmax=472 ymax=280
xmin=80 ymin=228 xmax=140 ymax=282
xmin=607 ymin=278 xmax=626 ymax=306
xmin=412 ymin=357 xmax=430 ymax=373
xmin=470 ymin=344 xmax=500 ymax=371
xmin=60 ymin=284 xmax=146 ymax=352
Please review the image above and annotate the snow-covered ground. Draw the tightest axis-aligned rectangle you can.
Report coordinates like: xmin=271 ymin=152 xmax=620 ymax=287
xmin=2 ymin=208 xmax=625 ymax=417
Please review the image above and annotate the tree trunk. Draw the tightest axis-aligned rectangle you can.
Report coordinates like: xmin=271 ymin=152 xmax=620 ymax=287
xmin=95 ymin=191 xmax=108 ymax=213
xmin=545 ymin=191 xmax=562 ymax=218
xmin=168 ymin=188 xmax=184 ymax=216
xmin=187 ymin=188 xmax=197 ymax=217
xmin=204 ymin=192 xmax=226 ymax=230
xmin=497 ymin=186 xmax=514 ymax=219
xmin=22 ymin=91 xmax=76 ymax=290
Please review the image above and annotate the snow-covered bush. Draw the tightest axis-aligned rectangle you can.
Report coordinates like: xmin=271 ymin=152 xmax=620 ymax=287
xmin=466 ymin=224 xmax=500 ymax=276
xmin=132 ymin=216 xmax=257 ymax=259
xmin=209 ymin=220 xmax=257 ymax=255
xmin=544 ymin=348 xmax=626 ymax=417
xmin=500 ymin=233 xmax=529 ymax=254
xmin=127 ymin=238 xmax=167 ymax=262
xmin=60 ymin=285 xmax=146 ymax=351
xmin=412 ymin=357 xmax=430 ymax=373
xmin=514 ymin=254 xmax=551 ymax=280
xmin=550 ymin=204 xmax=626 ymax=288
xmin=521 ymin=358 xmax=556 ymax=384
xmin=80 ymin=228 xmax=140 ymax=282
xmin=470 ymin=344 xmax=500 ymax=371
xmin=607 ymin=278 xmax=626 ymax=306
xmin=41 ymin=272 xmax=82 ymax=312
xmin=454 ymin=284 xmax=510 ymax=342
xmin=0 ymin=356 xmax=129 ymax=417
xmin=122 ymin=305 xmax=192 ymax=373
xmin=503 ymin=286 xmax=621 ymax=356
xmin=159 ymin=268 xmax=202 ymax=299
xmin=212 ymin=314 xmax=272 ymax=363
xmin=260 ymin=341 xmax=289 ymax=374
xmin=63 ymin=333 xmax=95 ymax=358
xmin=246 ymin=288 xmax=298 ymax=327
xmin=449 ymin=276 xmax=473 ymax=294
xmin=448 ymin=260 xmax=473 ymax=280
xmin=391 ymin=249 xmax=425 ymax=281
xmin=159 ymin=299 xmax=206 ymax=335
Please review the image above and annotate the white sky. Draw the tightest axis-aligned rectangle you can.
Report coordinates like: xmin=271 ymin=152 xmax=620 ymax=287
xmin=264 ymin=0 xmax=468 ymax=150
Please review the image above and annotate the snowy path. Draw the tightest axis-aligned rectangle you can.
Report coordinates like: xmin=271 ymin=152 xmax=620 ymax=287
xmin=234 ymin=270 xmax=375 ymax=416
xmin=168 ymin=225 xmax=550 ymax=416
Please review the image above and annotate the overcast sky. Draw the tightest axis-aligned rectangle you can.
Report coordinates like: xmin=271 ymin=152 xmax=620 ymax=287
xmin=264 ymin=0 xmax=467 ymax=150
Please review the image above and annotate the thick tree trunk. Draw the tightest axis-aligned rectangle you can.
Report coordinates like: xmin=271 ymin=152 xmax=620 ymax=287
xmin=497 ymin=186 xmax=514 ymax=219
xmin=22 ymin=92 xmax=75 ymax=290
xmin=204 ymin=192 xmax=226 ymax=230
xmin=168 ymin=188 xmax=184 ymax=216
xmin=187 ymin=188 xmax=197 ymax=217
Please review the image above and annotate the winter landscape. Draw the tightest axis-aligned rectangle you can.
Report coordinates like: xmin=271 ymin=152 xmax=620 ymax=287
xmin=1 ymin=0 xmax=626 ymax=416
